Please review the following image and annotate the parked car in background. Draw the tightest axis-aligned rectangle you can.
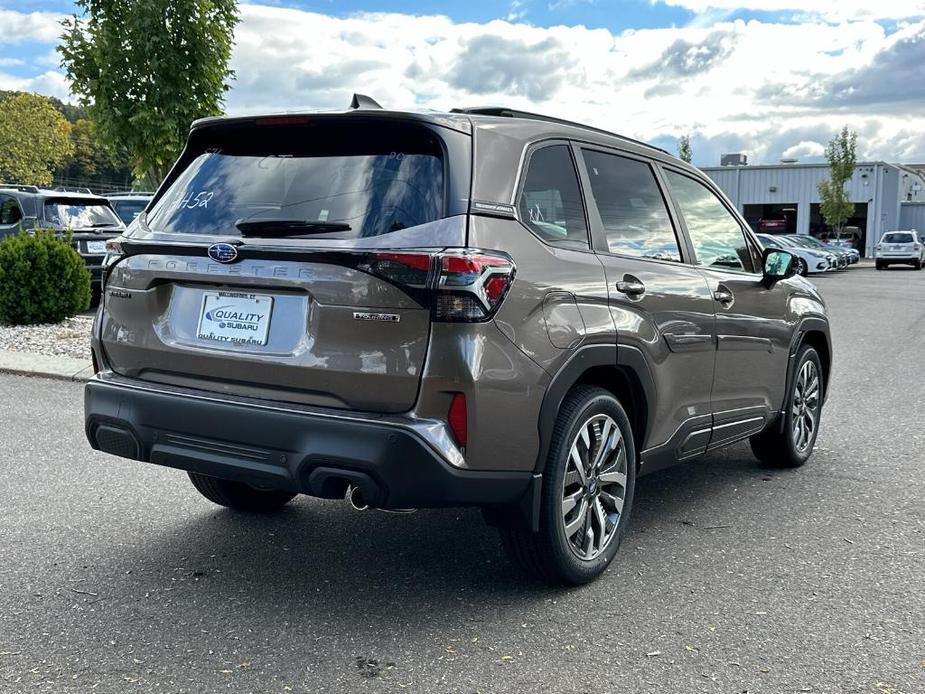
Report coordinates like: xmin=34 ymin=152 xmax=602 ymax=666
xmin=875 ymin=230 xmax=924 ymax=270
xmin=824 ymin=226 xmax=862 ymax=251
xmin=107 ymin=192 xmax=153 ymax=226
xmin=0 ymin=184 xmax=125 ymax=288
xmin=84 ymin=101 xmax=833 ymax=586
xmin=756 ymin=233 xmax=834 ymax=275
xmin=757 ymin=217 xmax=789 ymax=233
xmin=785 ymin=235 xmax=851 ymax=269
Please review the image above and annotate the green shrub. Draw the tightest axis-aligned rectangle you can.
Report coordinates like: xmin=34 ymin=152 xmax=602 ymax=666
xmin=0 ymin=230 xmax=91 ymax=325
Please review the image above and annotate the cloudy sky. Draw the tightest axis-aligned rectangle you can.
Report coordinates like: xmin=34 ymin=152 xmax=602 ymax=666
xmin=2 ymin=0 xmax=924 ymax=165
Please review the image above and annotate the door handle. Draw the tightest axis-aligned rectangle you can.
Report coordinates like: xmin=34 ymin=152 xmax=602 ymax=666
xmin=616 ymin=280 xmax=646 ymax=297
xmin=713 ymin=284 xmax=735 ymax=308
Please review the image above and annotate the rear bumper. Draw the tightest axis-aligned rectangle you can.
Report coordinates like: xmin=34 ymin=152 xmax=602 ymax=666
xmin=84 ymin=374 xmax=533 ymax=510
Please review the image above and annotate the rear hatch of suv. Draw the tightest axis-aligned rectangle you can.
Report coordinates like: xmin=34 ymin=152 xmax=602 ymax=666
xmin=879 ymin=231 xmax=918 ymax=258
xmin=42 ymin=195 xmax=125 ymax=256
xmin=99 ymin=114 xmax=473 ymax=413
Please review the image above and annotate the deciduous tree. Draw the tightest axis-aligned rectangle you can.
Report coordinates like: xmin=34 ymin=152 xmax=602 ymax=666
xmin=817 ymin=127 xmax=857 ymax=237
xmin=59 ymin=0 xmax=239 ymax=185
xmin=0 ymin=93 xmax=75 ymax=186
xmin=678 ymin=135 xmax=693 ymax=164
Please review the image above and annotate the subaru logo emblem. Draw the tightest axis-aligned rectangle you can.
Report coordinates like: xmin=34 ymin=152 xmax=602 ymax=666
xmin=208 ymin=243 xmax=239 ymax=264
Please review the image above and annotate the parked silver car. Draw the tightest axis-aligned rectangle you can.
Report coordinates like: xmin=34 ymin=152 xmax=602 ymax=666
xmin=875 ymin=230 xmax=924 ymax=270
xmin=757 ymin=234 xmax=835 ymax=275
xmin=785 ymin=235 xmax=851 ymax=269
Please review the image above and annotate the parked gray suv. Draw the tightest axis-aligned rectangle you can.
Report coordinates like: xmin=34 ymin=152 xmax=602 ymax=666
xmin=84 ymin=101 xmax=831 ymax=585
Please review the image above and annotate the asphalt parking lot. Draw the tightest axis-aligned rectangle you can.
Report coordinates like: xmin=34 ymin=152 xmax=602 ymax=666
xmin=1 ymin=265 xmax=923 ymax=694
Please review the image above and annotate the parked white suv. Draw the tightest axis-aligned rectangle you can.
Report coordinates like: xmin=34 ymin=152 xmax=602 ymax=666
xmin=875 ymin=231 xmax=924 ymax=270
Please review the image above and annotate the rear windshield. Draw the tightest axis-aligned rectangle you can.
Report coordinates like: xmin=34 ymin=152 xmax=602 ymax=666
xmin=883 ymin=232 xmax=914 ymax=243
xmin=111 ymin=199 xmax=148 ymax=224
xmin=146 ymin=121 xmax=445 ymax=238
xmin=43 ymin=200 xmax=122 ymax=229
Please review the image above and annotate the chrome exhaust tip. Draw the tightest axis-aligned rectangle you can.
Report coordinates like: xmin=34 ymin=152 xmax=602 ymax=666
xmin=347 ymin=484 xmax=369 ymax=511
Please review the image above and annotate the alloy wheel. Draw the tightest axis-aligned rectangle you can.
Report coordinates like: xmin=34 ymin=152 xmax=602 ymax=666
xmin=560 ymin=414 xmax=628 ymax=561
xmin=791 ymin=360 xmax=820 ymax=453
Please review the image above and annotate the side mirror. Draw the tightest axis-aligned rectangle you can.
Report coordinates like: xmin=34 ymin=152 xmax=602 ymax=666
xmin=762 ymin=248 xmax=796 ymax=285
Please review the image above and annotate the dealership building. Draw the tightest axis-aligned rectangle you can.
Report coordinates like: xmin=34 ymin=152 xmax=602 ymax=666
xmin=702 ymin=158 xmax=925 ymax=257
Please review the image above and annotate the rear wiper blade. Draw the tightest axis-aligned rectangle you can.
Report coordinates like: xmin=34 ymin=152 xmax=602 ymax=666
xmin=235 ymin=219 xmax=351 ymax=237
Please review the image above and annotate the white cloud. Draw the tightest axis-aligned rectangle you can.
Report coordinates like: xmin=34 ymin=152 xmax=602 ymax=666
xmin=0 ymin=9 xmax=65 ymax=44
xmin=782 ymin=141 xmax=826 ymax=160
xmin=0 ymin=70 xmax=70 ymax=100
xmin=224 ymin=5 xmax=925 ymax=163
xmin=3 ymin=3 xmax=925 ymax=165
xmin=654 ymin=0 xmax=925 ymax=22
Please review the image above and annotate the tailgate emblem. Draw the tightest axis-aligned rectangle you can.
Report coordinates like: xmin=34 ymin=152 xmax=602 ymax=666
xmin=353 ymin=311 xmax=400 ymax=323
xmin=208 ymin=243 xmax=239 ymax=264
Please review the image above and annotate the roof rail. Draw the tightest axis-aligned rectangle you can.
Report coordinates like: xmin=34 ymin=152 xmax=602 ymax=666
xmin=52 ymin=185 xmax=94 ymax=194
xmin=451 ymin=107 xmax=671 ymax=156
xmin=0 ymin=184 xmax=40 ymax=193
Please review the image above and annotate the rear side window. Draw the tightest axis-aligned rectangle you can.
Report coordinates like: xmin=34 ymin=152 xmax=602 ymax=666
xmin=111 ymin=199 xmax=147 ymax=225
xmin=883 ymin=232 xmax=914 ymax=243
xmin=147 ymin=121 xmax=445 ymax=238
xmin=517 ymin=145 xmax=589 ymax=249
xmin=665 ymin=171 xmax=755 ymax=273
xmin=0 ymin=196 xmax=22 ymax=225
xmin=581 ymin=150 xmax=680 ymax=261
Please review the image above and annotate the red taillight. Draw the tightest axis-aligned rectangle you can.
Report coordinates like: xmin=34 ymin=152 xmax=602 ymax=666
xmin=448 ymin=393 xmax=467 ymax=448
xmin=361 ymin=249 xmax=515 ymax=323
xmin=361 ymin=252 xmax=433 ymax=288
xmin=435 ymin=251 xmax=515 ymax=322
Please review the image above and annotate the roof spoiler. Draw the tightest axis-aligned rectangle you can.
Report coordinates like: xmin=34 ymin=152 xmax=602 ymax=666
xmin=349 ymin=93 xmax=382 ymax=110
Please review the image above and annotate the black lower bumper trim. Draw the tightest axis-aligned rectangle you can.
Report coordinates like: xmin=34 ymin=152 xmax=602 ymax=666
xmin=84 ymin=377 xmax=532 ymax=510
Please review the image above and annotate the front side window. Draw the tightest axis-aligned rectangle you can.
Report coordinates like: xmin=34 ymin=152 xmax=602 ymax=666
xmin=43 ymin=200 xmax=122 ymax=230
xmin=0 ymin=196 xmax=22 ymax=225
xmin=581 ymin=149 xmax=680 ymax=261
xmin=146 ymin=121 xmax=445 ymax=239
xmin=518 ymin=145 xmax=589 ymax=249
xmin=665 ymin=171 xmax=754 ymax=273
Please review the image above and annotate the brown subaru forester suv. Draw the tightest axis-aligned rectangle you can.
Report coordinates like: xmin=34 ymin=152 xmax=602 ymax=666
xmin=85 ymin=99 xmax=831 ymax=585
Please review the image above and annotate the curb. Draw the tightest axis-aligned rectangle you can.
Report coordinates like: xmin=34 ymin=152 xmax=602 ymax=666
xmin=0 ymin=349 xmax=93 ymax=382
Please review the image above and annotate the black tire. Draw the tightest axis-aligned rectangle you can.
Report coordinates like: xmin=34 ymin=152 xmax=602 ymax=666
xmin=187 ymin=472 xmax=296 ymax=511
xmin=750 ymin=345 xmax=823 ymax=468
xmin=875 ymin=261 xmax=884 ymax=271
xmin=915 ymin=260 xmax=922 ymax=270
xmin=499 ymin=386 xmax=636 ymax=585
xmin=796 ymin=258 xmax=808 ymax=276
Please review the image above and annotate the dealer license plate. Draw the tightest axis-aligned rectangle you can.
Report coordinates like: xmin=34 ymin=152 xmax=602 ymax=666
xmin=196 ymin=291 xmax=274 ymax=346
xmin=86 ymin=240 xmax=107 ymax=254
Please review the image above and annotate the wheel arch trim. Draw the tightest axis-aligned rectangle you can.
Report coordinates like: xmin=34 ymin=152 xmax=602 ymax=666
xmin=778 ymin=317 xmax=831 ymax=432
xmin=535 ymin=344 xmax=655 ymax=474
